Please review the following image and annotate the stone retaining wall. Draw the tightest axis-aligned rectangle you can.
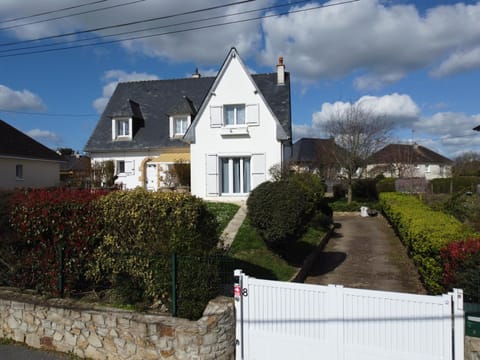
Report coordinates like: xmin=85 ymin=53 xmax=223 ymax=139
xmin=0 ymin=289 xmax=235 ymax=359
xmin=466 ymin=336 xmax=480 ymax=360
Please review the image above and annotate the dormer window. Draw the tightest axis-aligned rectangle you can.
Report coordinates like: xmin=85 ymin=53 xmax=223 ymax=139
xmin=224 ymin=104 xmax=245 ymax=126
xmin=112 ymin=118 xmax=133 ymax=140
xmin=170 ymin=115 xmax=191 ymax=138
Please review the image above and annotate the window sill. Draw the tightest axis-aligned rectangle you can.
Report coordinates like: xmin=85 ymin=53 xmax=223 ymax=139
xmin=220 ymin=126 xmax=249 ymax=137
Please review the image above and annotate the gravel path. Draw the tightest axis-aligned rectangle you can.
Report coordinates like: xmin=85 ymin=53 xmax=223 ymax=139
xmin=305 ymin=212 xmax=426 ymax=294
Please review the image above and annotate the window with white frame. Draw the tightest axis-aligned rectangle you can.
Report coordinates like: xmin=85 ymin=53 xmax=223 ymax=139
xmin=16 ymin=164 xmax=23 ymax=180
xmin=425 ymin=164 xmax=431 ymax=173
xmin=112 ymin=118 xmax=132 ymax=140
xmin=223 ymin=104 xmax=245 ymax=126
xmin=116 ymin=160 xmax=135 ymax=175
xmin=173 ymin=115 xmax=189 ymax=137
xmin=117 ymin=119 xmax=129 ymax=136
xmin=220 ymin=157 xmax=251 ymax=194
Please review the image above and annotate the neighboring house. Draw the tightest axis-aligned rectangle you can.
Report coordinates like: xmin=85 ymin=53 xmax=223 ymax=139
xmin=85 ymin=48 xmax=292 ymax=199
xmin=366 ymin=143 xmax=452 ymax=180
xmin=291 ymin=137 xmax=343 ymax=175
xmin=60 ymin=153 xmax=91 ymax=188
xmin=0 ymin=119 xmax=63 ymax=190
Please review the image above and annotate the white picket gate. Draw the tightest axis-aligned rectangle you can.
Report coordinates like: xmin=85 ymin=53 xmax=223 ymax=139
xmin=234 ymin=270 xmax=464 ymax=360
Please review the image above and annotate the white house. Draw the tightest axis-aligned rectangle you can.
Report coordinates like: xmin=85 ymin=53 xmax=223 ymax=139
xmin=0 ymin=119 xmax=63 ymax=190
xmin=85 ymin=48 xmax=292 ymax=199
xmin=184 ymin=48 xmax=292 ymax=201
xmin=366 ymin=143 xmax=452 ymax=180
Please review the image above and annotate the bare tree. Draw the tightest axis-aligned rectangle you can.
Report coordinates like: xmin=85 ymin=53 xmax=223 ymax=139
xmin=324 ymin=103 xmax=393 ymax=203
xmin=453 ymin=151 xmax=480 ymax=176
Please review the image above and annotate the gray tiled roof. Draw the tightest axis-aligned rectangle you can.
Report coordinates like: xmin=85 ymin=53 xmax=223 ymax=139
xmin=84 ymin=73 xmax=291 ymax=152
xmin=368 ymin=144 xmax=452 ymax=164
xmin=0 ymin=119 xmax=63 ymax=162
xmin=292 ymin=137 xmax=343 ymax=165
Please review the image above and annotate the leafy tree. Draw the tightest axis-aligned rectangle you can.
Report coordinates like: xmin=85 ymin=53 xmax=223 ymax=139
xmin=324 ymin=103 xmax=392 ymax=203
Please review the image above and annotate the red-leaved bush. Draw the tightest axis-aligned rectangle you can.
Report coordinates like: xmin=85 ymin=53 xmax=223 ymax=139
xmin=8 ymin=188 xmax=107 ymax=295
xmin=441 ymin=238 xmax=480 ymax=302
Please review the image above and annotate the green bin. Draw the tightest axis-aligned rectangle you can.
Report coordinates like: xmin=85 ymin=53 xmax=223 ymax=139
xmin=466 ymin=313 xmax=480 ymax=338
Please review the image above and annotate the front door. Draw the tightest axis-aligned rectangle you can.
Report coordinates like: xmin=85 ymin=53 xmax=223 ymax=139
xmin=146 ymin=163 xmax=158 ymax=191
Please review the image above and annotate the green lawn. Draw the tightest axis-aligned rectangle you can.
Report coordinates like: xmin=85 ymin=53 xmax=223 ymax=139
xmin=205 ymin=201 xmax=328 ymax=282
xmin=205 ymin=202 xmax=240 ymax=235
xmin=228 ymin=219 xmax=326 ymax=281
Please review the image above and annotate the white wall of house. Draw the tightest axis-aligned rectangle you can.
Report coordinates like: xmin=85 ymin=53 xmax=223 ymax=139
xmin=366 ymin=163 xmax=452 ymax=180
xmin=90 ymin=152 xmax=154 ymax=189
xmin=0 ymin=157 xmax=60 ymax=190
xmin=189 ymin=54 xmax=284 ymax=201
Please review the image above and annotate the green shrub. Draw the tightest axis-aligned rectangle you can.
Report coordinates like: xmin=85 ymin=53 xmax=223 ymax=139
xmin=88 ymin=189 xmax=219 ymax=319
xmin=352 ymin=179 xmax=378 ymax=200
xmin=376 ymin=178 xmax=396 ymax=193
xmin=247 ymin=180 xmax=311 ymax=250
xmin=333 ymin=183 xmax=347 ymax=199
xmin=380 ymin=192 xmax=475 ymax=294
xmin=431 ymin=177 xmax=480 ymax=194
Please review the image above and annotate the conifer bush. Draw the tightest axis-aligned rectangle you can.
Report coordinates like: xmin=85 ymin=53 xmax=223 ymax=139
xmin=247 ymin=179 xmax=312 ymax=250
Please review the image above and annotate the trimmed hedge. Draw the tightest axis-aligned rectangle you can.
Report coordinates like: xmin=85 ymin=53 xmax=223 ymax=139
xmin=379 ymin=192 xmax=476 ymax=294
xmin=8 ymin=188 xmax=106 ymax=294
xmin=376 ymin=178 xmax=396 ymax=193
xmin=88 ymin=189 xmax=219 ymax=319
xmin=441 ymin=238 xmax=480 ymax=302
xmin=431 ymin=176 xmax=480 ymax=194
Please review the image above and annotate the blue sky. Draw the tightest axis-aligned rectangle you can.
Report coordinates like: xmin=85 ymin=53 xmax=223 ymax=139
xmin=0 ymin=0 xmax=479 ymax=159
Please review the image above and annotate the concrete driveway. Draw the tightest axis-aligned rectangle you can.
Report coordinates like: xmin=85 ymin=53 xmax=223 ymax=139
xmin=305 ymin=212 xmax=426 ymax=294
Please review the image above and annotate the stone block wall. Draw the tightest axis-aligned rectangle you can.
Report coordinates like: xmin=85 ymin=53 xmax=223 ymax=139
xmin=0 ymin=289 xmax=235 ymax=359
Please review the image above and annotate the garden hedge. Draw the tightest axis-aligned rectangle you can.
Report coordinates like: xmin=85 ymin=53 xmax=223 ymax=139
xmin=379 ymin=192 xmax=476 ymax=294
xmin=431 ymin=176 xmax=480 ymax=194
xmin=88 ymin=189 xmax=220 ymax=319
xmin=8 ymin=188 xmax=106 ymax=294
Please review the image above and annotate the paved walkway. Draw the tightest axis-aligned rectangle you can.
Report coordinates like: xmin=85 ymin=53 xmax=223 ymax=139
xmin=220 ymin=202 xmax=247 ymax=249
xmin=305 ymin=212 xmax=426 ymax=294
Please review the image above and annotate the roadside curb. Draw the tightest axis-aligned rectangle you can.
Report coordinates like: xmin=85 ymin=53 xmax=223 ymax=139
xmin=289 ymin=222 xmax=338 ymax=283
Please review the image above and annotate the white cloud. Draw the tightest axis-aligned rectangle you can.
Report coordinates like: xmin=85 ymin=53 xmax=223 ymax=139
xmin=92 ymin=70 xmax=159 ymax=113
xmin=0 ymin=85 xmax=46 ymax=111
xmin=311 ymin=93 xmax=420 ymax=128
xmin=260 ymin=0 xmax=480 ymax=87
xmin=431 ymin=46 xmax=480 ymax=77
xmin=26 ymin=128 xmax=61 ymax=145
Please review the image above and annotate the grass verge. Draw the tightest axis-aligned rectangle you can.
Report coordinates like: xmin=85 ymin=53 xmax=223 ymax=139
xmin=205 ymin=202 xmax=240 ymax=235
xmin=228 ymin=219 xmax=326 ymax=281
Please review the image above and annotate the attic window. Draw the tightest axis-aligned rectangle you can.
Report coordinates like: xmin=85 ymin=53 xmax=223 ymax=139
xmin=169 ymin=115 xmax=191 ymax=138
xmin=112 ymin=118 xmax=132 ymax=140
xmin=224 ymin=104 xmax=245 ymax=126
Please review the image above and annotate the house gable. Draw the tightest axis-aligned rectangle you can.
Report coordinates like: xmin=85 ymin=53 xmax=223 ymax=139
xmin=187 ymin=48 xmax=292 ymax=200
xmin=184 ymin=48 xmax=290 ymax=143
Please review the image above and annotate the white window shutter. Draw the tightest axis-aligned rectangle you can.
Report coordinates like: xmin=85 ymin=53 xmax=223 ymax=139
xmin=251 ymin=153 xmax=266 ymax=189
xmin=210 ymin=106 xmax=222 ymax=127
xmin=246 ymin=104 xmax=259 ymax=125
xmin=112 ymin=119 xmax=116 ymax=139
xmin=206 ymin=154 xmax=219 ymax=195
xmin=169 ymin=116 xmax=174 ymax=138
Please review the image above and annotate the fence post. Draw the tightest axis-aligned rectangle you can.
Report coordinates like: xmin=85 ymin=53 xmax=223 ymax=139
xmin=171 ymin=253 xmax=177 ymax=317
xmin=57 ymin=241 xmax=64 ymax=298
xmin=234 ymin=269 xmax=244 ymax=359
xmin=452 ymin=288 xmax=464 ymax=359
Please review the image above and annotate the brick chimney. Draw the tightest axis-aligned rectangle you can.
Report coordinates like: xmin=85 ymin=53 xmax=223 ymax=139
xmin=277 ymin=56 xmax=285 ymax=85
xmin=192 ymin=68 xmax=201 ymax=78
